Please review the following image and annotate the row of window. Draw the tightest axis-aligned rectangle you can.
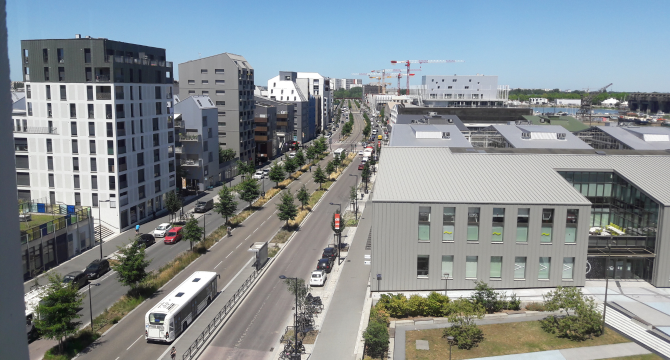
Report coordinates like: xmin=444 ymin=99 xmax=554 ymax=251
xmin=28 ymin=101 xmax=166 ymax=119
xmin=417 ymin=255 xmax=575 ymax=281
xmin=418 ymin=207 xmax=579 ymax=244
xmin=26 ymin=84 xmax=170 ymax=102
xmin=430 ymin=78 xmax=478 ymax=83
xmin=188 ymin=79 xmax=226 ymax=85
xmin=24 ymin=65 xmax=168 ymax=84
xmin=24 ymin=47 xmax=166 ymax=65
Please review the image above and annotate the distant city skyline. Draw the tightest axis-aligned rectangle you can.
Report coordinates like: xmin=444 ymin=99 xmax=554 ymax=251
xmin=7 ymin=0 xmax=669 ymax=92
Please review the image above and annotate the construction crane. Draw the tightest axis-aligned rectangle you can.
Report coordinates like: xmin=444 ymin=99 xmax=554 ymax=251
xmin=390 ymin=59 xmax=464 ymax=94
xmin=578 ymin=83 xmax=613 ymax=126
xmin=395 ymin=73 xmax=416 ymax=96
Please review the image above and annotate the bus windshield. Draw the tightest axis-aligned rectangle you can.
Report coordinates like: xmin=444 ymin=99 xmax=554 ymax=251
xmin=149 ymin=313 xmax=166 ymax=325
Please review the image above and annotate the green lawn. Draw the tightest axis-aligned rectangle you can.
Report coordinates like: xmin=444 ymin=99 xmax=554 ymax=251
xmin=20 ymin=214 xmax=62 ymax=231
xmin=406 ymin=321 xmax=631 ymax=360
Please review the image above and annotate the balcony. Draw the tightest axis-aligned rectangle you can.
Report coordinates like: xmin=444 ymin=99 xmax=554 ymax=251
xmin=180 ymin=158 xmax=201 ymax=166
xmin=277 ymin=121 xmax=288 ymax=127
xmin=179 ymin=132 xmax=199 ymax=141
xmin=118 ymin=146 xmax=126 ymax=154
xmin=119 ymin=163 xmax=127 ymax=172
xmin=14 ymin=127 xmax=58 ymax=135
xmin=254 ymin=117 xmax=267 ymax=124
xmin=174 ymin=120 xmax=184 ymax=128
xmin=97 ymin=92 xmax=111 ymax=100
xmin=255 ymin=135 xmax=268 ymax=142
xmin=119 ymin=181 xmax=128 ymax=189
xmin=95 ymin=75 xmax=110 ymax=82
xmin=175 ymin=146 xmax=183 ymax=154
xmin=277 ymin=113 xmax=288 ymax=119
xmin=255 ymin=126 xmax=267 ymax=132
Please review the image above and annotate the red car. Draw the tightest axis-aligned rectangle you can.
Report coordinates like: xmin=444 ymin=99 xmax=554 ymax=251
xmin=164 ymin=227 xmax=183 ymax=244
xmin=358 ymin=163 xmax=364 ymax=170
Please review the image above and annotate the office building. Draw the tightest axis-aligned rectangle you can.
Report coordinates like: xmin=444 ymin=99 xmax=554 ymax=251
xmin=420 ymin=75 xmax=509 ymax=107
xmin=331 ymin=78 xmax=362 ymax=90
xmin=18 ymin=37 xmax=175 ymax=233
xmin=178 ymin=53 xmax=255 ymax=164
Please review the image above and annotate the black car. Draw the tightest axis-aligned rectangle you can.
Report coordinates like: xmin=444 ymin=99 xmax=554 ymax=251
xmin=84 ymin=259 xmax=110 ymax=279
xmin=322 ymin=247 xmax=337 ymax=260
xmin=137 ymin=233 xmax=156 ymax=248
xmin=317 ymin=257 xmax=334 ymax=273
xmin=62 ymin=270 xmax=88 ymax=289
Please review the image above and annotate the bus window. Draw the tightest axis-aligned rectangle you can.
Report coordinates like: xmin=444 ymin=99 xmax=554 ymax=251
xmin=149 ymin=313 xmax=166 ymax=325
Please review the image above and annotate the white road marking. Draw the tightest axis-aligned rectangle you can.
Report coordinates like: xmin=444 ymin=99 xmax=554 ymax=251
xmin=226 ymin=251 xmax=233 ymax=259
xmin=126 ymin=335 xmax=142 ymax=350
xmin=236 ymin=242 xmax=242 ymax=249
xmin=253 ymin=228 xmax=257 ymax=233
xmin=214 ymin=260 xmax=223 ymax=269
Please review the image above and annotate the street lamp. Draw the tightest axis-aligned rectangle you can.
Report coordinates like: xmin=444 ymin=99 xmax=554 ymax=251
xmin=98 ymin=200 xmax=111 ymax=260
xmin=447 ymin=335 xmax=455 ymax=360
xmin=278 ymin=275 xmax=300 ymax=359
xmin=88 ymin=282 xmax=100 ymax=331
xmin=329 ymin=203 xmax=342 ymax=262
xmin=349 ymin=174 xmax=359 ymax=220
xmin=443 ymin=273 xmax=450 ymax=298
xmin=602 ymin=239 xmax=616 ymax=335
xmin=201 ymin=212 xmax=211 ymax=243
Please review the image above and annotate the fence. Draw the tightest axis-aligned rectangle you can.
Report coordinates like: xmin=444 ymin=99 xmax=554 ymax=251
xmin=182 ymin=269 xmax=260 ymax=360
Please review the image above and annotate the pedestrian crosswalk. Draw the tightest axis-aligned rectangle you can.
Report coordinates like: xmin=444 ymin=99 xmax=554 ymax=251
xmin=599 ymin=303 xmax=670 ymax=357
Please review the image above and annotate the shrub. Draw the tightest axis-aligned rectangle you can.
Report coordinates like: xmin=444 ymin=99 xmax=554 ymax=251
xmin=471 ymin=280 xmax=504 ymax=314
xmin=377 ymin=293 xmax=409 ymax=318
xmin=507 ymin=293 xmax=521 ymax=311
xmin=442 ymin=299 xmax=485 ymax=350
xmin=525 ymin=302 xmax=546 ymax=311
xmin=363 ymin=320 xmax=389 ymax=358
xmin=539 ymin=286 xmax=603 ymax=341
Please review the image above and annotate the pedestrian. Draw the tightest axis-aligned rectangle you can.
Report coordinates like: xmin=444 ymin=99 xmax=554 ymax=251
xmin=170 ymin=346 xmax=176 ymax=360
xmin=135 ymin=224 xmax=140 ymax=235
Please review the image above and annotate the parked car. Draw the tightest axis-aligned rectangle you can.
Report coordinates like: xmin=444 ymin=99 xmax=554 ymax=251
xmin=153 ymin=223 xmax=172 ymax=237
xmin=252 ymin=170 xmax=265 ymax=180
xmin=137 ymin=233 xmax=156 ymax=248
xmin=322 ymin=247 xmax=337 ymax=260
xmin=164 ymin=227 xmax=183 ymax=244
xmin=310 ymin=270 xmax=327 ymax=287
xmin=288 ymin=152 xmax=296 ymax=159
xmin=62 ymin=271 xmax=88 ymax=289
xmin=84 ymin=259 xmax=110 ymax=279
xmin=358 ymin=150 xmax=364 ymax=156
xmin=262 ymin=168 xmax=270 ymax=176
xmin=317 ymin=257 xmax=334 ymax=273
xmin=358 ymin=163 xmax=364 ymax=170
xmin=194 ymin=199 xmax=214 ymax=213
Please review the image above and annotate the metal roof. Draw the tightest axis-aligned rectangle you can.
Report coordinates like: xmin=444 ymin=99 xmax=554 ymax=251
xmin=492 ymin=124 xmax=593 ymax=149
xmin=373 ymin=147 xmax=670 ymax=206
xmin=596 ymin=126 xmax=670 ymax=150
xmin=389 ymin=124 xmax=472 ymax=148
xmin=395 ymin=114 xmax=468 ymax=131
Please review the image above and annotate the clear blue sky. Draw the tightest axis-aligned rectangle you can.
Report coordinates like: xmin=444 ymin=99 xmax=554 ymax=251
xmin=7 ymin=0 xmax=669 ymax=92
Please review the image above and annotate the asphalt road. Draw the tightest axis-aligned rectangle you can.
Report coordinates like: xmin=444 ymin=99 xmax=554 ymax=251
xmin=198 ymin=106 xmax=366 ymax=360
xmin=71 ymin=108 xmax=363 ymax=360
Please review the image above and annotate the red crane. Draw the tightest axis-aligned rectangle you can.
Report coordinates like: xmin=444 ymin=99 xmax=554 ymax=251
xmin=390 ymin=59 xmax=464 ymax=94
xmin=396 ymin=73 xmax=415 ymax=95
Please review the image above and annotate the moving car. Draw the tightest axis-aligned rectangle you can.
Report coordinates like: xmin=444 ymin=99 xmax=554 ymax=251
xmin=322 ymin=247 xmax=337 ymax=260
xmin=310 ymin=270 xmax=327 ymax=287
xmin=153 ymin=223 xmax=172 ymax=238
xmin=194 ymin=199 xmax=214 ymax=213
xmin=164 ymin=227 xmax=183 ymax=244
xmin=62 ymin=271 xmax=88 ymax=289
xmin=317 ymin=258 xmax=334 ymax=273
xmin=252 ymin=170 xmax=265 ymax=180
xmin=358 ymin=150 xmax=364 ymax=156
xmin=137 ymin=233 xmax=156 ymax=248
xmin=262 ymin=168 xmax=270 ymax=176
xmin=288 ymin=152 xmax=296 ymax=159
xmin=84 ymin=259 xmax=110 ymax=279
xmin=358 ymin=163 xmax=364 ymax=170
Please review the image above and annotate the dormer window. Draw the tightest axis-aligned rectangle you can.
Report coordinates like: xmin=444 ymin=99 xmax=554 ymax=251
xmin=557 ymin=133 xmax=566 ymax=140
xmin=442 ymin=132 xmax=451 ymax=139
xmin=521 ymin=132 xmax=531 ymax=139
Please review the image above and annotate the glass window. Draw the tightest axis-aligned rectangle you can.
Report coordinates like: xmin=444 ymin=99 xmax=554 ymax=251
xmin=417 ymin=255 xmax=429 ymax=277
xmin=514 ymin=257 xmax=526 ymax=279
xmin=565 ymin=209 xmax=578 ymax=243
xmin=539 ymin=257 xmax=551 ymax=279
xmin=442 ymin=207 xmax=455 ymax=241
xmin=541 ymin=209 xmax=554 ymax=243
xmin=490 ymin=256 xmax=502 ymax=279
xmin=467 ymin=207 xmax=480 ymax=241
xmin=492 ymin=208 xmax=504 ymax=243
xmin=418 ymin=206 xmax=430 ymax=241
xmin=517 ymin=208 xmax=529 ymax=242
xmin=466 ymin=256 xmax=478 ymax=278
xmin=441 ymin=255 xmax=453 ymax=279
xmin=562 ymin=257 xmax=574 ymax=280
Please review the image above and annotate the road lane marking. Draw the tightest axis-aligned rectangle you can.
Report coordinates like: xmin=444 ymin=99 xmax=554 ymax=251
xmin=253 ymin=228 xmax=257 ymax=233
xmin=214 ymin=260 xmax=223 ymax=269
xmin=126 ymin=335 xmax=142 ymax=350
xmin=226 ymin=251 xmax=233 ymax=258
xmin=236 ymin=242 xmax=242 ymax=249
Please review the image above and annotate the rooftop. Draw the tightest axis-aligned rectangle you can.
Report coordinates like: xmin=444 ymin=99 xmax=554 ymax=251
xmin=596 ymin=126 xmax=670 ymax=150
xmin=389 ymin=124 xmax=472 ymax=148
xmin=491 ymin=124 xmax=592 ymax=149
xmin=522 ymin=115 xmax=589 ymax=132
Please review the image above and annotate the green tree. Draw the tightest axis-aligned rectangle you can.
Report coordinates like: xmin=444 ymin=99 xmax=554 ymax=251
xmin=297 ymin=185 xmax=310 ymax=210
xmin=268 ymin=161 xmax=286 ymax=188
xmin=331 ymin=208 xmax=346 ymax=235
xmin=283 ymin=277 xmax=310 ymax=309
xmin=471 ymin=280 xmax=504 ymax=314
xmin=325 ymin=160 xmax=335 ymax=175
xmin=183 ymin=214 xmax=204 ymax=251
xmin=34 ymin=273 xmax=83 ymax=354
xmin=332 ymin=153 xmax=341 ymax=171
xmin=277 ymin=190 xmax=298 ymax=228
xmin=540 ymin=286 xmax=603 ymax=340
xmin=294 ymin=149 xmax=306 ymax=167
xmin=214 ymin=185 xmax=237 ymax=225
xmin=237 ymin=160 xmax=255 ymax=177
xmin=238 ymin=178 xmax=260 ymax=209
xmin=165 ymin=190 xmax=182 ymax=223
xmin=315 ymin=137 xmax=328 ymax=154
xmin=363 ymin=124 xmax=371 ymax=139
xmin=219 ymin=148 xmax=236 ymax=163
xmin=284 ymin=157 xmax=298 ymax=174
xmin=362 ymin=161 xmax=371 ymax=190
xmin=113 ymin=238 xmax=152 ymax=288
xmin=313 ymin=164 xmax=327 ymax=190
xmin=306 ymin=145 xmax=317 ymax=166
xmin=442 ymin=299 xmax=485 ymax=350
xmin=363 ymin=321 xmax=389 ymax=358
xmin=350 ymin=185 xmax=357 ymax=206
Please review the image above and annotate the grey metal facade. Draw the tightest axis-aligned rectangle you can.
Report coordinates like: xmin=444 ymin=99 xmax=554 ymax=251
xmin=178 ymin=53 xmax=255 ymax=163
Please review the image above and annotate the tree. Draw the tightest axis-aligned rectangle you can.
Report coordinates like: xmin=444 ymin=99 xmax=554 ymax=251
xmin=284 ymin=157 xmax=298 ymax=174
xmin=540 ymin=286 xmax=603 ymax=341
xmin=350 ymin=185 xmax=357 ymax=208
xmin=363 ymin=320 xmax=389 ymax=358
xmin=306 ymin=145 xmax=317 ymax=165
xmin=113 ymin=238 xmax=152 ymax=288
xmin=183 ymin=215 xmax=204 ymax=251
xmin=332 ymin=154 xmax=341 ymax=171
xmin=313 ymin=164 xmax=327 ymax=190
xmin=325 ymin=160 xmax=335 ymax=175
xmin=296 ymin=185 xmax=310 ymax=210
xmin=362 ymin=161 xmax=371 ymax=191
xmin=277 ymin=190 xmax=298 ymax=228
xmin=214 ymin=185 xmax=237 ymax=225
xmin=237 ymin=160 xmax=255 ymax=177
xmin=219 ymin=148 xmax=236 ymax=163
xmin=238 ymin=178 xmax=260 ymax=209
xmin=294 ymin=149 xmax=306 ymax=167
xmin=471 ymin=280 xmax=504 ymax=314
xmin=34 ymin=273 xmax=83 ymax=354
xmin=165 ymin=190 xmax=182 ymax=222
xmin=283 ymin=277 xmax=310 ymax=309
xmin=268 ymin=162 xmax=286 ymax=188
xmin=442 ymin=298 xmax=485 ymax=350
xmin=315 ymin=137 xmax=328 ymax=154
xmin=363 ymin=124 xmax=371 ymax=139
xmin=331 ymin=208 xmax=346 ymax=235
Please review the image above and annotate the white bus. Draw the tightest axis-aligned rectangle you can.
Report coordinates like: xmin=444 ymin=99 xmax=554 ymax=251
xmin=145 ymin=271 xmax=218 ymax=343
xmin=333 ymin=148 xmax=346 ymax=157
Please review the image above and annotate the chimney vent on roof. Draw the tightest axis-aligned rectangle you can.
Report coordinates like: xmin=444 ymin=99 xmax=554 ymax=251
xmin=75 ymin=34 xmax=81 ymax=39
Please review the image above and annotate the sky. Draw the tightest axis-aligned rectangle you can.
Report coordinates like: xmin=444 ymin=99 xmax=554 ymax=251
xmin=7 ymin=0 xmax=670 ymax=92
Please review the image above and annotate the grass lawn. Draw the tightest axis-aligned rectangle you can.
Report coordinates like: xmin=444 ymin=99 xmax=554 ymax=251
xmin=20 ymin=214 xmax=62 ymax=231
xmin=406 ymin=321 xmax=631 ymax=360
xmin=602 ymin=355 xmax=663 ymax=360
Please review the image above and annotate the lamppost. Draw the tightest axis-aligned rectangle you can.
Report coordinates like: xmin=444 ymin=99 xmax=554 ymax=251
xmin=447 ymin=335 xmax=455 ymax=360
xmin=330 ymin=202 xmax=341 ymax=263
xmin=88 ymin=282 xmax=100 ymax=331
xmin=376 ymin=273 xmax=382 ymax=292
xmin=201 ymin=212 xmax=211 ymax=243
xmin=602 ymin=239 xmax=616 ymax=335
xmin=443 ymin=273 xmax=450 ymax=298
xmin=98 ymin=200 xmax=111 ymax=260
xmin=349 ymin=174 xmax=359 ymax=220
xmin=278 ymin=275 xmax=300 ymax=360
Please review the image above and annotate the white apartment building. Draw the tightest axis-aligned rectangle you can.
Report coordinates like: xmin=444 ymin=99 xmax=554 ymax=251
xmin=420 ymin=75 xmax=509 ymax=107
xmin=297 ymin=72 xmax=332 ymax=133
xmin=18 ymin=38 xmax=175 ymax=233
xmin=529 ymin=98 xmax=549 ymax=105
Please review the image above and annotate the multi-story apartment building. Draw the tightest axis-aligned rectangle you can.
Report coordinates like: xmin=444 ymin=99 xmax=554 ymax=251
xmin=331 ymin=78 xmax=362 ymax=90
xmin=253 ymin=102 xmax=277 ymax=163
xmin=178 ymin=53 xmax=255 ymax=165
xmin=255 ymin=96 xmax=295 ymax=159
xmin=173 ymin=96 xmax=219 ymax=190
xmin=267 ymin=71 xmax=311 ymax=145
xmin=420 ymin=75 xmax=509 ymax=107
xmin=297 ymin=72 xmax=332 ymax=134
xmin=18 ymin=37 xmax=175 ymax=233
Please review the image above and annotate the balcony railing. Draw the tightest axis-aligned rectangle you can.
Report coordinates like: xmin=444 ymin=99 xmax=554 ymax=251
xmin=119 ymin=163 xmax=127 ymax=172
xmin=179 ymin=132 xmax=199 ymax=141
xmin=119 ymin=181 xmax=128 ymax=189
xmin=175 ymin=146 xmax=183 ymax=154
xmin=14 ymin=127 xmax=58 ymax=135
xmin=117 ymin=129 xmax=126 ymax=136
xmin=118 ymin=146 xmax=126 ymax=154
xmin=255 ymin=135 xmax=268 ymax=142
xmin=97 ymin=92 xmax=111 ymax=100
xmin=180 ymin=158 xmax=201 ymax=166
xmin=174 ymin=120 xmax=184 ymax=128
xmin=95 ymin=75 xmax=110 ymax=82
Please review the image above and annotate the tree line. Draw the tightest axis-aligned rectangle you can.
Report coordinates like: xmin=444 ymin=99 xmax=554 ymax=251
xmin=509 ymin=89 xmax=629 ymax=104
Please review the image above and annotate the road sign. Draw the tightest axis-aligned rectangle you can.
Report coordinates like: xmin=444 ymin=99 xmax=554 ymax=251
xmin=378 ymin=140 xmax=381 ymax=147
xmin=334 ymin=213 xmax=340 ymax=230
